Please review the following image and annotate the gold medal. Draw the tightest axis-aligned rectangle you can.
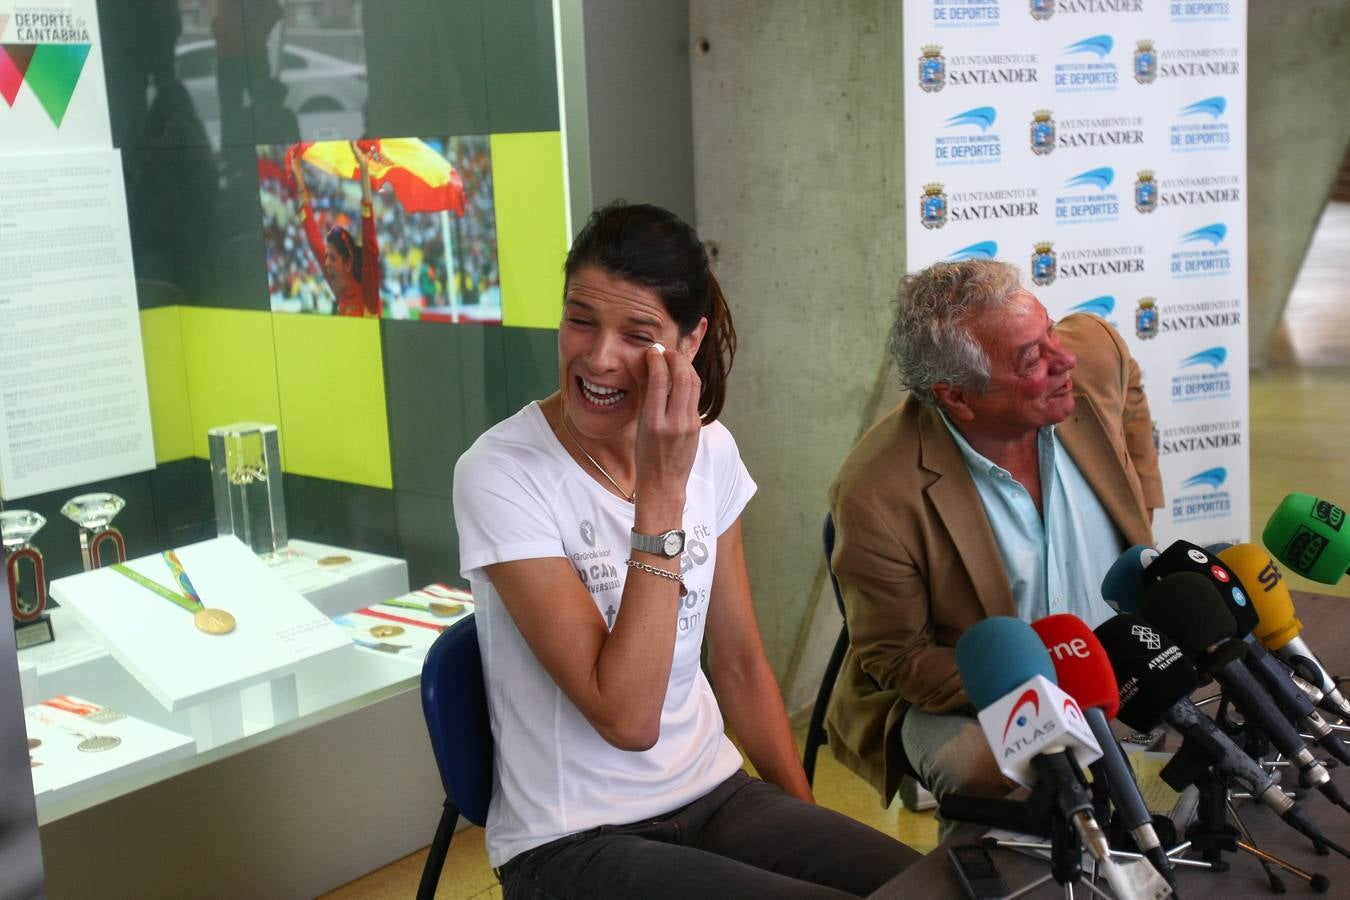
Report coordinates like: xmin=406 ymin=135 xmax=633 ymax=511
xmin=370 ymin=624 xmax=404 ymax=638
xmin=194 ymin=607 xmax=237 ymax=635
xmin=318 ymin=555 xmax=352 ymax=567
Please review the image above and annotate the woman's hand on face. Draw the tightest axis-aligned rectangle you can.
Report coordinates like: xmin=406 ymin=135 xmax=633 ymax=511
xmin=633 ymin=343 xmax=701 ymax=504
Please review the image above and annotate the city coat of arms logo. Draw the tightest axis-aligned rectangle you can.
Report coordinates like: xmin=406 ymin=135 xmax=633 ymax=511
xmin=1031 ymin=242 xmax=1057 ymax=286
xmin=919 ymin=45 xmax=946 ymax=93
xmin=920 ymin=183 xmax=948 ymax=229
xmin=1030 ymin=0 xmax=1055 ymax=21
xmin=1135 ymin=298 xmax=1160 ymax=339
xmin=1030 ymin=110 xmax=1056 ymax=156
xmin=1135 ymin=170 xmax=1158 ymax=213
xmin=1134 ymin=40 xmax=1158 ymax=84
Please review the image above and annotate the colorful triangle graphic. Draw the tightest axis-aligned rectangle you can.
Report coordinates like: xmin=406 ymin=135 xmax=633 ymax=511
xmin=24 ymin=42 xmax=90 ymax=126
xmin=0 ymin=44 xmax=36 ymax=107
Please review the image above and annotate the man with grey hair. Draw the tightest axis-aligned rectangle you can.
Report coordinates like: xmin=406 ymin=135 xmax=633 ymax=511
xmin=824 ymin=259 xmax=1163 ymax=831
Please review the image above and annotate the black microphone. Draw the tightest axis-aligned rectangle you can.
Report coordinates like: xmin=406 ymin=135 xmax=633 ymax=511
xmin=1137 ymin=573 xmax=1346 ymax=808
xmin=1033 ymin=614 xmax=1177 ymax=889
xmin=1095 ymin=613 xmax=1330 ymax=849
xmin=1141 ymin=540 xmax=1259 ymax=636
xmin=1243 ymin=633 xmax=1350 ymax=765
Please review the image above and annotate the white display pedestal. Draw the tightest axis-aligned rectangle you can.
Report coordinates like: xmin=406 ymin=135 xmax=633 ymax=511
xmin=50 ymin=536 xmax=352 ymax=751
xmin=270 ymin=539 xmax=409 ymax=617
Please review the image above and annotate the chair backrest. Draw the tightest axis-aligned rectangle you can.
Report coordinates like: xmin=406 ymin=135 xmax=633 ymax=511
xmin=421 ymin=613 xmax=493 ymax=826
xmin=823 ymin=512 xmax=846 ymax=620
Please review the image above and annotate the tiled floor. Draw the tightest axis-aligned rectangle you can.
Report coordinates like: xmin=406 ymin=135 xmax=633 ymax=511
xmin=324 ymin=203 xmax=1350 ymax=897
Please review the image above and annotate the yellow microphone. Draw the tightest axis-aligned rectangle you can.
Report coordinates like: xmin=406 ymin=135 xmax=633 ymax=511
xmin=1220 ymin=543 xmax=1350 ymax=721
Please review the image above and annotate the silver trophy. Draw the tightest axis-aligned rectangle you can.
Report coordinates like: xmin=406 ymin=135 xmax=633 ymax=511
xmin=2 ymin=510 xmax=54 ymax=648
xmin=60 ymin=492 xmax=127 ymax=570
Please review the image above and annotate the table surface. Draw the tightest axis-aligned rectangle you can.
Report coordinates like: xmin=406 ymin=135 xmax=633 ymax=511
xmin=872 ymin=591 xmax=1350 ymax=898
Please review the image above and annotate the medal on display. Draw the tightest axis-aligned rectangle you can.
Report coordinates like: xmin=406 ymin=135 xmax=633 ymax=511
xmin=42 ymin=696 xmax=129 ymax=726
xmin=111 ymin=550 xmax=236 ymax=635
xmin=369 ymin=624 xmax=404 ymax=638
xmin=25 ymin=709 xmax=122 ymax=753
xmin=318 ymin=555 xmax=352 ymax=567
xmin=380 ymin=598 xmax=465 ymax=618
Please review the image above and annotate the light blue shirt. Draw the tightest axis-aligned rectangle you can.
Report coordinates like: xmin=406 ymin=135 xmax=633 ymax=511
xmin=941 ymin=414 xmax=1123 ymax=628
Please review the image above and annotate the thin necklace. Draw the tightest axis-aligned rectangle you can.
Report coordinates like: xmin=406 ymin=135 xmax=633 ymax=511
xmin=560 ymin=414 xmax=636 ymax=503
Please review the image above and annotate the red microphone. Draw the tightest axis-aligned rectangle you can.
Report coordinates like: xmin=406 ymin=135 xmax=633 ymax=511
xmin=1033 ymin=614 xmax=1176 ymax=889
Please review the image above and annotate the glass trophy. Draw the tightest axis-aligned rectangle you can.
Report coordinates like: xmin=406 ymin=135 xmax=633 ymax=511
xmin=2 ymin=510 xmax=54 ymax=648
xmin=60 ymin=493 xmax=127 ymax=570
xmin=208 ymin=422 xmax=288 ymax=561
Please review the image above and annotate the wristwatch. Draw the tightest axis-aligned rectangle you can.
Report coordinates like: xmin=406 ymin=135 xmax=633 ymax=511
xmin=631 ymin=527 xmax=685 ymax=558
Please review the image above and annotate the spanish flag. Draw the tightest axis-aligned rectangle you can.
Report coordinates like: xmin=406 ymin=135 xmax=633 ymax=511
xmin=286 ymin=138 xmax=467 ymax=215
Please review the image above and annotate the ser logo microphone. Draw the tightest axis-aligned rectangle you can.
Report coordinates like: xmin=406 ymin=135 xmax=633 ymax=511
xmin=1257 ymin=560 xmax=1282 ymax=592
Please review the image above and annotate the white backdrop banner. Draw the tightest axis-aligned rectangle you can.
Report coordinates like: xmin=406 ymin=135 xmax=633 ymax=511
xmin=903 ymin=0 xmax=1248 ymax=546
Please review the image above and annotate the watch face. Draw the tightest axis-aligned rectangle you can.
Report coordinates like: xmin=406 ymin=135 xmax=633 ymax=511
xmin=663 ymin=532 xmax=684 ymax=556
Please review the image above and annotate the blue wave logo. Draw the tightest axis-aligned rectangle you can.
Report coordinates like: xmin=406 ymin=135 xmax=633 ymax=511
xmin=1064 ymin=167 xmax=1115 ymax=191
xmin=1064 ymin=35 xmax=1114 ymax=58
xmin=945 ymin=106 xmax=996 ymax=132
xmin=1180 ymin=96 xmax=1226 ymax=119
xmin=1180 ymin=223 xmax=1227 ymax=246
xmin=1181 ymin=467 xmax=1228 ymax=491
xmin=948 ymin=240 xmax=998 ymax=261
xmin=1068 ymin=296 xmax=1115 ymax=317
xmin=1180 ymin=347 xmax=1228 ymax=369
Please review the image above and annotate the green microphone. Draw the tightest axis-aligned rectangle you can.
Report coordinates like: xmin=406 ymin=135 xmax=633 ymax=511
xmin=1263 ymin=493 xmax=1350 ymax=584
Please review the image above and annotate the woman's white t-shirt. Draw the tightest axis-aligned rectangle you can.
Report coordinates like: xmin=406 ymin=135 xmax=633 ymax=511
xmin=453 ymin=402 xmax=753 ymax=867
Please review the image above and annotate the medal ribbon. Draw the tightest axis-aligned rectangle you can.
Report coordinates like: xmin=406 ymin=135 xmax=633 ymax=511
xmin=161 ymin=549 xmax=203 ymax=605
xmin=111 ymin=559 xmax=202 ymax=613
xmin=359 ymin=607 xmax=446 ymax=632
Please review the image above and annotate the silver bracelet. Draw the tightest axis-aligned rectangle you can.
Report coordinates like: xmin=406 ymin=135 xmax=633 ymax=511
xmin=625 ymin=558 xmax=687 ymax=597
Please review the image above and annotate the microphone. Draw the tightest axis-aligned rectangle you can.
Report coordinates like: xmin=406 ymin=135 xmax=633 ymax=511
xmin=1095 ymin=613 xmax=1330 ymax=846
xmin=955 ymin=617 xmax=1102 ymax=789
xmin=1138 ymin=574 xmax=1345 ymax=807
xmin=1264 ymin=493 xmax=1350 ymax=584
xmin=1220 ymin=542 xmax=1350 ymax=722
xmin=955 ymin=618 xmax=1170 ymax=900
xmin=1101 ymin=545 xmax=1158 ymax=613
xmin=1140 ymin=540 xmax=1259 ymax=637
xmin=1033 ymin=614 xmax=1177 ymax=889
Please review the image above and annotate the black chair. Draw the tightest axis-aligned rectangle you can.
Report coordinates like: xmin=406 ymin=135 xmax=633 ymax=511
xmin=418 ymin=614 xmax=493 ymax=900
xmin=802 ymin=514 xmax=926 ymax=803
xmin=802 ymin=514 xmax=852 ymax=786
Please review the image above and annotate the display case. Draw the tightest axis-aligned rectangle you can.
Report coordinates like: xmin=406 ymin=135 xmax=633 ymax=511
xmin=0 ymin=0 xmax=569 ymax=895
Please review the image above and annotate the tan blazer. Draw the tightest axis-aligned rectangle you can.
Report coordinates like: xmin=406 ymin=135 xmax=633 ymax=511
xmin=824 ymin=314 xmax=1165 ymax=801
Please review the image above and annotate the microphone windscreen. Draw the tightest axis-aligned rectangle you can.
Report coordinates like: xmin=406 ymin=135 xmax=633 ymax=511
xmin=1137 ymin=572 xmax=1238 ymax=658
xmin=1263 ymin=493 xmax=1350 ymax=584
xmin=1218 ymin=543 xmax=1302 ymax=650
xmin=1101 ymin=545 xmax=1157 ymax=614
xmin=955 ymin=616 xmax=1056 ymax=711
xmin=1031 ymin=614 xmax=1120 ymax=719
xmin=1145 ymin=540 xmax=1258 ymax=637
xmin=1095 ymin=613 xmax=1201 ymax=731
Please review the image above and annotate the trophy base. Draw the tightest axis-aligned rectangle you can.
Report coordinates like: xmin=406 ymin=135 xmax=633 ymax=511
xmin=15 ymin=614 xmax=55 ymax=650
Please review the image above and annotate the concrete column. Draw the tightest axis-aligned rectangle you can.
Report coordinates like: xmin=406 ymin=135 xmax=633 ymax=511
xmin=690 ymin=1 xmax=906 ymax=700
xmin=1246 ymin=0 xmax=1350 ymax=366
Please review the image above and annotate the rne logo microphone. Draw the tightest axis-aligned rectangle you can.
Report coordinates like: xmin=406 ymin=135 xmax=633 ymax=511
xmin=1046 ymin=637 xmax=1091 ymax=661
